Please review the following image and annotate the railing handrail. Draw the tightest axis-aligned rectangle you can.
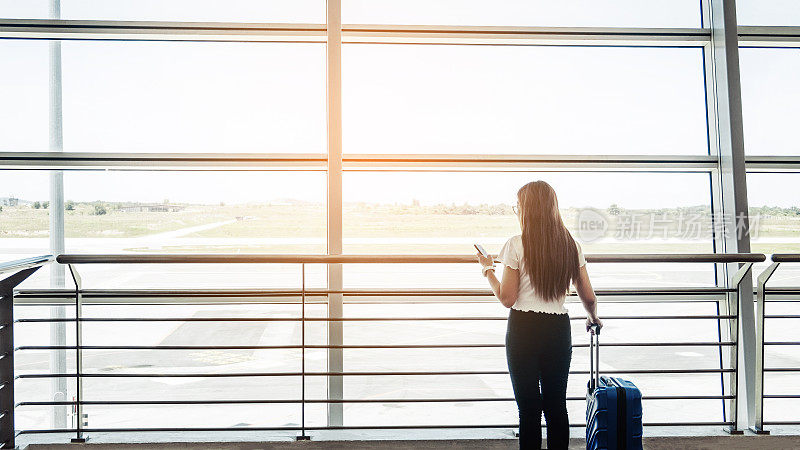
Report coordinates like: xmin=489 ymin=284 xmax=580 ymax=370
xmin=0 ymin=255 xmax=53 ymax=275
xmin=55 ymin=253 xmax=766 ymax=265
xmin=771 ymin=254 xmax=800 ymax=263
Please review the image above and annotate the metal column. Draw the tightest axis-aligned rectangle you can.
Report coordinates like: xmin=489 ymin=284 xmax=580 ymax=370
xmin=707 ymin=0 xmax=756 ymax=432
xmin=48 ymin=0 xmax=69 ymax=431
xmin=326 ymin=0 xmax=345 ymax=427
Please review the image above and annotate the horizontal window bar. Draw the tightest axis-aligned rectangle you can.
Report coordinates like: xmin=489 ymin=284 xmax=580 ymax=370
xmin=341 ymin=154 xmax=719 ymax=171
xmin=10 ymin=152 xmax=800 ymax=171
xmin=16 ymin=368 xmax=734 ymax=379
xmin=0 ymin=152 xmax=724 ymax=172
xmin=0 ymin=20 xmax=713 ymax=46
xmin=763 ymin=395 xmax=800 ymax=399
xmin=0 ymin=152 xmax=328 ymax=170
xmin=739 ymin=26 xmax=800 ymax=48
xmin=0 ymin=19 xmax=326 ymax=43
xmin=764 ymin=342 xmax=800 ymax=346
xmin=764 ymin=368 xmax=800 ymax=372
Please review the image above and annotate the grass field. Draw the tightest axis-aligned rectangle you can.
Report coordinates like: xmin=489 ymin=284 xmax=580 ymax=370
xmin=1 ymin=202 xmax=799 ymax=255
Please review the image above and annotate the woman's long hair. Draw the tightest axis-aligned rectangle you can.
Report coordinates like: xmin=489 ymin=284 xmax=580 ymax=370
xmin=517 ymin=181 xmax=580 ymax=301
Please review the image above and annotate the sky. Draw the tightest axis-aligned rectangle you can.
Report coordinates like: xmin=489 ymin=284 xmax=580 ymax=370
xmin=0 ymin=2 xmax=799 ymax=207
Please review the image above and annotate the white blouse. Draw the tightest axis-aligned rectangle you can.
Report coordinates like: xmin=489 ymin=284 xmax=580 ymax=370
xmin=497 ymin=234 xmax=586 ymax=315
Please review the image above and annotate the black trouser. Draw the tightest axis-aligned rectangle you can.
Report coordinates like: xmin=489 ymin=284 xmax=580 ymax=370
xmin=506 ymin=309 xmax=572 ymax=450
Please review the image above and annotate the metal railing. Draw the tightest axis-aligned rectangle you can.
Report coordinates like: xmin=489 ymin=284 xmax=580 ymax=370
xmin=3 ymin=252 xmax=766 ymax=447
xmin=754 ymin=254 xmax=800 ymax=433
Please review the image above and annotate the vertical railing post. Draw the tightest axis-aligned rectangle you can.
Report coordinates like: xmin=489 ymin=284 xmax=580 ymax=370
xmin=0 ymin=263 xmax=49 ymax=449
xmin=67 ymin=265 xmax=86 ymax=443
xmin=752 ymin=262 xmax=779 ymax=434
xmin=725 ymin=262 xmax=752 ymax=433
xmin=0 ymin=283 xmax=12 ymax=450
xmin=297 ymin=263 xmax=310 ymax=440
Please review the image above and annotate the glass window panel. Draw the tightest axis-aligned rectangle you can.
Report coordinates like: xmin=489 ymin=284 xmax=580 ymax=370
xmin=740 ymin=48 xmax=800 ymax=156
xmin=0 ymin=170 xmax=52 ymax=287
xmin=0 ymin=40 xmax=326 ymax=153
xmin=0 ymin=170 xmax=325 ymax=289
xmin=737 ymin=0 xmax=800 ymax=26
xmin=0 ymin=41 xmax=49 ymax=152
xmin=343 ymin=0 xmax=701 ymax=28
xmin=343 ymin=45 xmax=708 ymax=155
xmin=747 ymin=172 xmax=800 ymax=287
xmin=0 ymin=0 xmax=324 ymax=23
xmin=343 ymin=171 xmax=714 ymax=288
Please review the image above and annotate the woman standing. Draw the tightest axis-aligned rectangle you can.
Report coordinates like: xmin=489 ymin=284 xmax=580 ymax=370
xmin=477 ymin=181 xmax=602 ymax=450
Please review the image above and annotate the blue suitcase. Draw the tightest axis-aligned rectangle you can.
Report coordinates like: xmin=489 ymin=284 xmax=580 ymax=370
xmin=586 ymin=326 xmax=643 ymax=450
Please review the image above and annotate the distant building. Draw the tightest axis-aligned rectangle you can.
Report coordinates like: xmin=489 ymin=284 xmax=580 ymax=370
xmin=117 ymin=203 xmax=185 ymax=213
xmin=1 ymin=197 xmax=19 ymax=207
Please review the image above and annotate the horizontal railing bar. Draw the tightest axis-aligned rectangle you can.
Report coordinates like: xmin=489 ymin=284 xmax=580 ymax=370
xmin=15 ymin=342 xmax=734 ymax=351
xmin=15 ymin=395 xmax=734 ymax=407
xmin=13 ymin=287 xmax=735 ymax=298
xmin=16 ymin=422 xmax=734 ymax=434
xmin=14 ymin=314 xmax=736 ymax=323
xmin=763 ymin=395 xmax=800 ymax=399
xmin=55 ymin=253 xmax=765 ymax=264
xmin=771 ymin=254 xmax=800 ymax=263
xmin=9 ymin=298 xmax=733 ymax=306
xmin=763 ymin=421 xmax=800 ymax=425
xmin=764 ymin=368 xmax=800 ymax=372
xmin=0 ymin=255 xmax=53 ymax=275
xmin=764 ymin=342 xmax=800 ymax=346
xmin=763 ymin=287 xmax=800 ymax=293
xmin=764 ymin=315 xmax=800 ymax=319
xmin=16 ymin=368 xmax=733 ymax=379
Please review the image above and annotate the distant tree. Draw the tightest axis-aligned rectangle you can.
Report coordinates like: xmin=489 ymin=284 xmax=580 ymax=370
xmin=43 ymin=201 xmax=49 ymax=209
xmin=33 ymin=201 xmax=41 ymax=209
xmin=65 ymin=201 xmax=75 ymax=211
xmin=93 ymin=204 xmax=107 ymax=216
xmin=0 ymin=205 xmax=3 ymax=213
xmin=607 ymin=204 xmax=621 ymax=216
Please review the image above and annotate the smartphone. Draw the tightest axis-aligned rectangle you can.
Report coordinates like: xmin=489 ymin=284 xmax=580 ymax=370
xmin=474 ymin=243 xmax=489 ymax=258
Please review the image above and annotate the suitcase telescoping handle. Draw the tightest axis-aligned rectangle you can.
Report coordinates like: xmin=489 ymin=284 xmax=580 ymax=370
xmin=589 ymin=324 xmax=600 ymax=391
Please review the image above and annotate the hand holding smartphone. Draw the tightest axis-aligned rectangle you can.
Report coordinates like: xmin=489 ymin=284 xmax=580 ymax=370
xmin=474 ymin=243 xmax=489 ymax=258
